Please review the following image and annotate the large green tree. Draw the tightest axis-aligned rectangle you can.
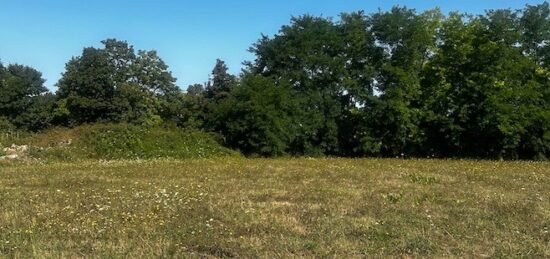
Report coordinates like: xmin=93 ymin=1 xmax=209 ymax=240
xmin=178 ymin=84 xmax=207 ymax=129
xmin=56 ymin=47 xmax=118 ymax=124
xmin=247 ymin=15 xmax=351 ymax=155
xmin=0 ymin=63 xmax=54 ymax=131
xmin=364 ymin=7 xmax=442 ymax=157
xmin=205 ymin=59 xmax=237 ymax=102
xmin=521 ymin=2 xmax=550 ymax=66
xmin=211 ymin=74 xmax=300 ymax=156
xmin=421 ymin=12 xmax=550 ymax=159
xmin=203 ymin=59 xmax=238 ymax=131
xmin=56 ymin=39 xmax=180 ymax=126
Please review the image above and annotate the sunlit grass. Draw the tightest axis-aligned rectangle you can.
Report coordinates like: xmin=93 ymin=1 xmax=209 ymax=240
xmin=0 ymin=158 xmax=548 ymax=257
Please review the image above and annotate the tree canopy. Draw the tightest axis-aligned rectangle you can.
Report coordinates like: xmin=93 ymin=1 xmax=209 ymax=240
xmin=1 ymin=3 xmax=549 ymax=160
xmin=56 ymin=39 xmax=178 ymax=126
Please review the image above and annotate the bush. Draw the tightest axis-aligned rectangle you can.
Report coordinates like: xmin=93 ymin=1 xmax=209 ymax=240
xmin=23 ymin=124 xmax=240 ymax=160
xmin=0 ymin=116 xmax=15 ymax=132
xmin=0 ymin=117 xmax=30 ymax=151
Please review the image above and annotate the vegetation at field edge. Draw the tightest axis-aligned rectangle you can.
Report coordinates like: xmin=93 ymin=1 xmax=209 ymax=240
xmin=2 ymin=3 xmax=550 ymax=160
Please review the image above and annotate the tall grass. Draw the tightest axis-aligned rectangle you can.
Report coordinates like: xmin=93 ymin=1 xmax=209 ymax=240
xmin=23 ymin=124 xmax=239 ymax=160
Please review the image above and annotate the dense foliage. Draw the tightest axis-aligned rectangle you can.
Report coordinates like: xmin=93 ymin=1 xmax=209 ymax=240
xmin=1 ymin=3 xmax=549 ymax=159
xmin=23 ymin=124 xmax=238 ymax=160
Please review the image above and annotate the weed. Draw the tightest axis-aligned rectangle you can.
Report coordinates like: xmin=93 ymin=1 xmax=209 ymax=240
xmin=382 ymin=192 xmax=403 ymax=204
xmin=409 ymin=174 xmax=438 ymax=185
xmin=414 ymin=193 xmax=441 ymax=205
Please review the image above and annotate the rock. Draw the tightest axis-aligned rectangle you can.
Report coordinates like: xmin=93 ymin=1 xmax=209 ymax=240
xmin=0 ymin=144 xmax=29 ymax=161
xmin=13 ymin=144 xmax=28 ymax=153
xmin=58 ymin=139 xmax=72 ymax=147
xmin=0 ymin=154 xmax=19 ymax=160
xmin=3 ymin=144 xmax=29 ymax=154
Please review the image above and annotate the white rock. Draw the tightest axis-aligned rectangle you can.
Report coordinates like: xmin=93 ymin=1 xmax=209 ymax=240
xmin=17 ymin=145 xmax=28 ymax=152
xmin=0 ymin=154 xmax=19 ymax=160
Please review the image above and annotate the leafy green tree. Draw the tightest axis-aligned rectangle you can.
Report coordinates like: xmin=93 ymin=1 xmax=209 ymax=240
xmin=203 ymin=59 xmax=238 ymax=131
xmin=335 ymin=11 xmax=383 ymax=156
xmin=102 ymin=39 xmax=136 ymax=84
xmin=178 ymin=84 xmax=207 ymax=129
xmin=187 ymin=83 xmax=205 ymax=96
xmin=135 ymin=50 xmax=179 ymax=96
xmin=421 ymin=12 xmax=549 ymax=159
xmin=247 ymin=15 xmax=349 ymax=155
xmin=205 ymin=59 xmax=237 ymax=102
xmin=113 ymin=83 xmax=162 ymax=126
xmin=56 ymin=39 xmax=181 ymax=126
xmin=481 ymin=9 xmax=521 ymax=46
xmin=366 ymin=7 xmax=442 ymax=156
xmin=211 ymin=74 xmax=300 ymax=156
xmin=2 ymin=5 xmax=549 ymax=160
xmin=0 ymin=61 xmax=5 ymax=82
xmin=56 ymin=47 xmax=118 ymax=124
xmin=0 ymin=63 xmax=54 ymax=131
xmin=134 ymin=50 xmax=181 ymax=122
xmin=520 ymin=2 xmax=550 ymax=66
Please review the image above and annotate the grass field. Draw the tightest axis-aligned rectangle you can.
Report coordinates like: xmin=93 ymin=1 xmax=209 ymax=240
xmin=0 ymin=158 xmax=549 ymax=257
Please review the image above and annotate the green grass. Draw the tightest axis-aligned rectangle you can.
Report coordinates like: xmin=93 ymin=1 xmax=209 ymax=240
xmin=19 ymin=124 xmax=239 ymax=161
xmin=1 ymin=131 xmax=28 ymax=150
xmin=0 ymin=158 xmax=549 ymax=257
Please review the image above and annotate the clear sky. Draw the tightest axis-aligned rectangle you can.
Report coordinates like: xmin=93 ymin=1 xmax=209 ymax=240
xmin=0 ymin=0 xmax=546 ymax=91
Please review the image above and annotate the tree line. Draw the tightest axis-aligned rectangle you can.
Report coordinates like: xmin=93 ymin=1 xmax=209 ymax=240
xmin=1 ymin=4 xmax=549 ymax=159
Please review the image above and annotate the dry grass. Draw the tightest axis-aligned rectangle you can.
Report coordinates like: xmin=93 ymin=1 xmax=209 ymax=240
xmin=0 ymin=158 xmax=548 ymax=257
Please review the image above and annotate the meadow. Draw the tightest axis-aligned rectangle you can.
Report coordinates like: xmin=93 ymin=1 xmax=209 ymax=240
xmin=0 ymin=158 xmax=548 ymax=257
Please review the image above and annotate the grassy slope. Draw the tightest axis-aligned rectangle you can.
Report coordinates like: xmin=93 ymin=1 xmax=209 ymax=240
xmin=17 ymin=124 xmax=239 ymax=160
xmin=0 ymin=158 xmax=548 ymax=257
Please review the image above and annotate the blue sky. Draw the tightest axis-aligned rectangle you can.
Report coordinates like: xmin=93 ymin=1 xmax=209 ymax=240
xmin=0 ymin=0 xmax=546 ymax=91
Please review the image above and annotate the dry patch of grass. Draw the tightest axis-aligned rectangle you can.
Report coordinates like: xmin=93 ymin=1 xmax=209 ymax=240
xmin=0 ymin=158 xmax=548 ymax=257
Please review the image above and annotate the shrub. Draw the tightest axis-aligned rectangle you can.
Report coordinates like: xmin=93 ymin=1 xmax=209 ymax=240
xmin=23 ymin=124 xmax=240 ymax=160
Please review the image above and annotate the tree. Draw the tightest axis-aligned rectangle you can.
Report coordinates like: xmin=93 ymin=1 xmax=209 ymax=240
xmin=205 ymin=59 xmax=237 ymax=102
xmin=366 ymin=7 xmax=442 ymax=157
xmin=421 ymin=12 xmax=550 ymax=159
xmin=481 ymin=9 xmax=521 ymax=46
xmin=134 ymin=50 xmax=181 ymax=122
xmin=56 ymin=39 xmax=181 ymax=126
xmin=335 ymin=11 xmax=383 ymax=156
xmin=102 ymin=38 xmax=136 ymax=84
xmin=56 ymin=47 xmax=118 ymax=124
xmin=0 ymin=63 xmax=54 ymax=131
xmin=247 ymin=15 xmax=349 ymax=156
xmin=203 ymin=59 xmax=238 ymax=131
xmin=1 ymin=6 xmax=549 ymax=160
xmin=520 ymin=2 xmax=550 ymax=66
xmin=211 ymin=74 xmax=300 ymax=156
xmin=177 ymin=84 xmax=207 ymax=129
xmin=113 ymin=83 xmax=161 ymax=126
xmin=187 ymin=83 xmax=205 ymax=97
